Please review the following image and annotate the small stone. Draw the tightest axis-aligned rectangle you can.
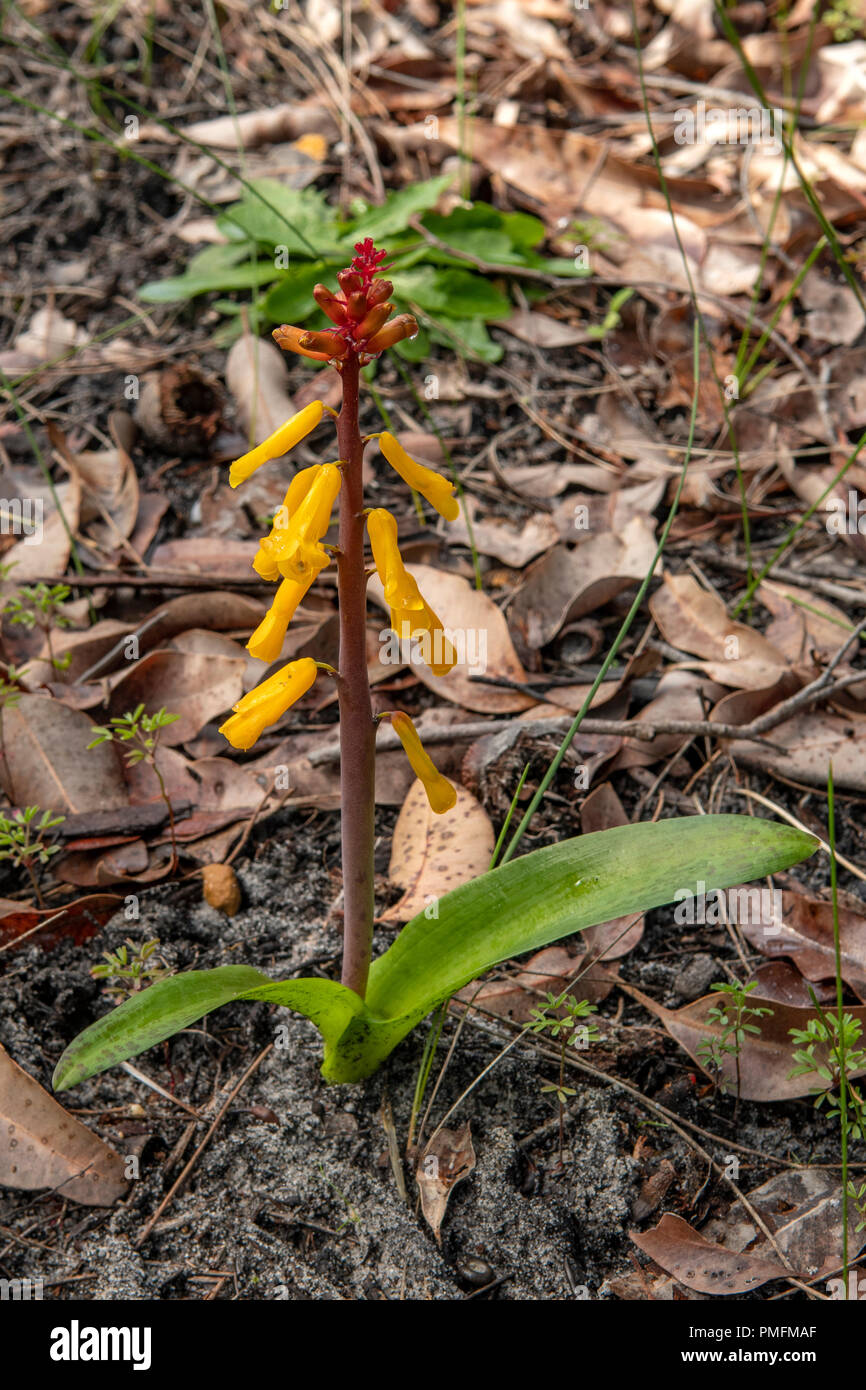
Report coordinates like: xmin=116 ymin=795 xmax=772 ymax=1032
xmin=673 ymin=953 xmax=719 ymax=1001
xmin=201 ymin=863 xmax=241 ymax=916
xmin=456 ymin=1256 xmax=495 ymax=1288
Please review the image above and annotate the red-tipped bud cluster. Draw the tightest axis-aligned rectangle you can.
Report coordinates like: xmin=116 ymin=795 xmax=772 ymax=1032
xmin=273 ymin=240 xmax=417 ymax=367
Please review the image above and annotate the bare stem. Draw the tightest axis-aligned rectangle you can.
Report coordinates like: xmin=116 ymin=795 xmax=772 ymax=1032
xmin=336 ymin=354 xmax=376 ymax=998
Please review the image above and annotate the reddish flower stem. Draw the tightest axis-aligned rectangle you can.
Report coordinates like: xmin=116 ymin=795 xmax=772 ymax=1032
xmin=335 ymin=354 xmax=376 ymax=998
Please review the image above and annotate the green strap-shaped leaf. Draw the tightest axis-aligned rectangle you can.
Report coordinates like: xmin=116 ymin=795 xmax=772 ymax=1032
xmin=53 ymin=816 xmax=816 ymax=1090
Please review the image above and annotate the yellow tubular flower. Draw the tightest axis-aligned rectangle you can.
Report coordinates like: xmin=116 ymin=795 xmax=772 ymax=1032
xmin=367 ymin=509 xmax=456 ymax=676
xmin=389 ymin=712 xmax=457 ymax=814
xmin=366 ymin=508 xmax=424 ymax=612
xmin=378 ymin=432 xmax=459 ymax=521
xmin=229 ymin=401 xmax=324 ymax=488
xmin=247 ymin=572 xmax=315 ymax=662
xmin=269 ymin=463 xmax=341 ymax=578
xmin=219 ymin=657 xmax=318 ymax=751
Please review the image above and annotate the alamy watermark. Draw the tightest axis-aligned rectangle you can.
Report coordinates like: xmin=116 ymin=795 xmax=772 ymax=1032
xmin=0 ymin=497 xmax=43 ymax=546
xmin=379 ymin=622 xmax=487 ymax=676
xmin=674 ymin=101 xmax=784 ymax=155
xmin=673 ymin=880 xmax=783 ymax=934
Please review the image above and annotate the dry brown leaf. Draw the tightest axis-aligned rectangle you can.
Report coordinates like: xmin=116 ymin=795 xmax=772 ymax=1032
xmin=2 ymin=476 xmax=81 ymax=580
xmin=632 ymin=1213 xmax=793 ymax=1294
xmin=0 ymin=1045 xmax=128 ymax=1205
xmin=381 ymin=780 xmax=494 ymax=924
xmin=226 ymin=333 xmax=296 ymax=449
xmin=711 ymin=1169 xmax=866 ymax=1282
xmin=650 ymin=572 xmax=789 ymax=689
xmin=727 ymin=710 xmax=866 ymax=791
xmin=510 ymin=518 xmax=658 ymax=650
xmin=741 ymin=889 xmax=866 ymax=1000
xmin=416 ymin=1122 xmax=476 ymax=1243
xmin=107 ymin=650 xmax=246 ymax=745
xmin=622 ymin=980 xmax=866 ymax=1101
xmin=455 ymin=944 xmax=617 ymax=1021
xmin=0 ymin=893 xmax=122 ymax=950
xmin=0 ymin=695 xmax=127 ymax=813
xmin=50 ymin=412 xmax=140 ymax=556
xmin=448 ymin=495 xmax=559 ymax=568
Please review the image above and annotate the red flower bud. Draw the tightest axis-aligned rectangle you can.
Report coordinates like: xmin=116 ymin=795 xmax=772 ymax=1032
xmin=366 ymin=279 xmax=393 ymax=307
xmin=312 ymin=285 xmax=349 ymax=326
xmin=337 ymin=269 xmax=364 ymax=295
xmin=273 ymin=324 xmax=331 ymax=361
xmin=345 ymin=291 xmax=368 ymax=320
xmin=298 ymin=329 xmax=349 ymax=358
xmin=363 ymin=314 xmax=418 ymax=354
xmin=355 ymin=303 xmax=393 ymax=342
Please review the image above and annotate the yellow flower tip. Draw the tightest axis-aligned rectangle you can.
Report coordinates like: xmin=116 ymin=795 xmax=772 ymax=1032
xmin=252 ymin=543 xmax=280 ymax=581
xmin=246 ymin=574 xmax=313 ymax=660
xmin=390 ymin=712 xmax=456 ymax=814
xmin=367 ymin=508 xmax=423 ymax=611
xmin=228 ymin=401 xmax=325 ymax=488
xmin=246 ymin=609 xmax=289 ymax=663
xmin=378 ymin=432 xmax=459 ymax=521
xmin=219 ymin=657 xmax=318 ymax=751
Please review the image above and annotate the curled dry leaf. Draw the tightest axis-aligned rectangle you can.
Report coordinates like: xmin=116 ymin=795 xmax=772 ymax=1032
xmin=509 ymin=517 xmax=658 ymax=650
xmin=726 ymin=711 xmax=866 ymax=792
xmin=381 ymin=779 xmax=494 ymax=924
xmin=50 ymin=412 xmax=140 ymax=555
xmin=226 ymin=332 xmax=296 ymax=450
xmin=0 ymin=694 xmax=127 ymax=813
xmin=368 ymin=563 xmax=533 ymax=714
xmin=0 ymin=1045 xmax=128 ymax=1206
xmin=107 ymin=650 xmax=247 ymax=746
xmin=0 ymin=893 xmax=122 ymax=950
xmin=2 ymin=476 xmax=81 ymax=581
xmin=741 ymin=889 xmax=866 ymax=1000
xmin=650 ymin=573 xmax=789 ymax=689
xmin=448 ymin=495 xmax=560 ymax=568
xmin=149 ymin=537 xmax=260 ymax=577
xmin=416 ymin=1122 xmax=476 ymax=1243
xmin=620 ymin=979 xmax=866 ymax=1102
xmin=710 ymin=1169 xmax=866 ymax=1283
xmin=631 ymin=1213 xmax=793 ymax=1295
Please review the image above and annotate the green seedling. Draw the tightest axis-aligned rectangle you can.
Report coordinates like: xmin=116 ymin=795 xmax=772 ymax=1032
xmin=5 ymin=583 xmax=72 ymax=672
xmin=0 ymin=805 xmax=65 ymax=907
xmin=87 ymin=706 xmax=180 ymax=868
xmin=529 ymin=988 xmax=600 ymax=1163
xmin=92 ymin=938 xmax=169 ymax=1002
xmin=697 ymin=979 xmax=773 ymax=1115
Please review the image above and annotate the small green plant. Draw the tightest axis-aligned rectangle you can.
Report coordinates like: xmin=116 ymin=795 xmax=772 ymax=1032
xmin=139 ymin=179 xmax=588 ymax=363
xmin=586 ymin=287 xmax=635 ymax=341
xmin=825 ymin=0 xmax=865 ymax=42
xmin=529 ymin=988 xmax=600 ymax=1162
xmin=92 ymin=938 xmax=169 ymax=1002
xmin=697 ymin=980 xmax=773 ymax=1114
xmin=87 ymin=706 xmax=180 ymax=868
xmin=0 ymin=663 xmax=28 ymax=708
xmin=789 ymin=1011 xmax=866 ymax=1141
xmin=847 ymin=1180 xmax=866 ymax=1233
xmin=0 ymin=805 xmax=65 ymax=907
xmin=5 ymin=583 xmax=72 ymax=672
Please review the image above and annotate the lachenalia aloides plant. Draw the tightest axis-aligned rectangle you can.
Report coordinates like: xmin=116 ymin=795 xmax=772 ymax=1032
xmin=54 ymin=239 xmax=818 ymax=1093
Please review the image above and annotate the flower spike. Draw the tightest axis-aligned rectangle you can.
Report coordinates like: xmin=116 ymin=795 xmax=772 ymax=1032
xmin=376 ymin=432 xmax=459 ymax=521
xmin=219 ymin=657 xmax=318 ymax=750
xmin=229 ymin=401 xmax=324 ymax=487
xmin=388 ymin=712 xmax=457 ymax=814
